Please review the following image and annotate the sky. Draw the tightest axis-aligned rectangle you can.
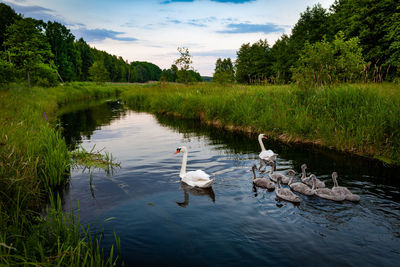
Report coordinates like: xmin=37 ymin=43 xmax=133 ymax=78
xmin=3 ymin=0 xmax=335 ymax=76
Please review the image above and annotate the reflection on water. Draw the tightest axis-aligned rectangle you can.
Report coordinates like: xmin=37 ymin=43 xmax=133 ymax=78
xmin=176 ymin=182 xmax=215 ymax=208
xmin=60 ymin=101 xmax=400 ymax=266
xmin=59 ymin=100 xmax=127 ymax=149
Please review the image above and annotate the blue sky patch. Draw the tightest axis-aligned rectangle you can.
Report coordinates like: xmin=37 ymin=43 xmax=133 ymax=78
xmin=218 ymin=23 xmax=285 ymax=34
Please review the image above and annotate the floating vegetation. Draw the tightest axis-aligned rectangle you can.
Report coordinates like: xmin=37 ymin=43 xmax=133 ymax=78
xmin=71 ymin=145 xmax=121 ymax=174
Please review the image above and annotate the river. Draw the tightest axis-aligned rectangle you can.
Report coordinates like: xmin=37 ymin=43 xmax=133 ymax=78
xmin=60 ymin=100 xmax=400 ymax=266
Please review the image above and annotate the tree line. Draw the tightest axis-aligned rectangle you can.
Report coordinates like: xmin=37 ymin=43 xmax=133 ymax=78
xmin=214 ymin=0 xmax=400 ymax=85
xmin=0 ymin=3 xmax=162 ymax=87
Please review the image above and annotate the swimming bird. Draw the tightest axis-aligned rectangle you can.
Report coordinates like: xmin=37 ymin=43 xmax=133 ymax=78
xmin=266 ymin=161 xmax=291 ymax=185
xmin=300 ymin=164 xmax=325 ymax=188
xmin=174 ymin=146 xmax=214 ymax=188
xmin=288 ymin=171 xmax=314 ymax=196
xmin=251 ymin=165 xmax=275 ymax=190
xmin=258 ymin=133 xmax=277 ymax=164
xmin=276 ymin=176 xmax=301 ymax=203
xmin=311 ymin=174 xmax=345 ymax=202
xmin=331 ymin=172 xmax=360 ymax=202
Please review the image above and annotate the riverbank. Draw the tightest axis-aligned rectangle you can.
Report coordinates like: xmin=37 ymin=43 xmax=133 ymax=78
xmin=1 ymin=81 xmax=399 ymax=263
xmin=120 ymin=82 xmax=400 ymax=165
xmin=0 ymin=82 xmax=125 ymax=265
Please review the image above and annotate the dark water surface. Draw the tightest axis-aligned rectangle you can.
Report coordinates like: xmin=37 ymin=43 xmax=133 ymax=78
xmin=61 ymin=101 xmax=400 ymax=266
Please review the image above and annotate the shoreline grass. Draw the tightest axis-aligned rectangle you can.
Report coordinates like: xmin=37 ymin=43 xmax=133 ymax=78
xmin=0 ymin=82 xmax=125 ymax=265
xmin=120 ymin=82 xmax=400 ymax=165
xmin=1 ymin=80 xmax=399 ymax=264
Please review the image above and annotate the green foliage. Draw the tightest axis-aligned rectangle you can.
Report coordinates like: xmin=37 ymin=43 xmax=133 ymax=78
xmin=0 ymin=83 xmax=124 ymax=266
xmin=235 ymin=39 xmax=273 ymax=84
xmin=160 ymin=64 xmax=178 ymax=82
xmin=0 ymin=3 xmax=20 ymax=47
xmin=292 ymin=32 xmax=365 ymax=89
xmin=213 ymin=58 xmax=235 ymax=84
xmin=71 ymin=145 xmax=120 ymax=172
xmin=268 ymin=4 xmax=331 ymax=84
xmin=0 ymin=57 xmax=15 ymax=84
xmin=89 ymin=60 xmax=110 ymax=83
xmin=270 ymin=34 xmax=293 ymax=83
xmin=330 ymin=0 xmax=400 ymax=78
xmin=31 ymin=63 xmax=59 ymax=87
xmin=121 ymin=82 xmax=400 ymax=165
xmin=0 ymin=3 xmax=162 ymax=85
xmin=130 ymin=61 xmax=162 ymax=82
xmin=174 ymin=47 xmax=197 ymax=84
xmin=74 ymin=38 xmax=94 ymax=81
xmin=3 ymin=18 xmax=56 ymax=88
xmin=45 ymin=21 xmax=77 ymax=81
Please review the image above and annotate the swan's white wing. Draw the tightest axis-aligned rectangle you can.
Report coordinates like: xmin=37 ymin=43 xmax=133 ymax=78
xmin=184 ymin=170 xmax=210 ymax=180
xmin=259 ymin=150 xmax=276 ymax=160
xmin=182 ymin=170 xmax=214 ymax=188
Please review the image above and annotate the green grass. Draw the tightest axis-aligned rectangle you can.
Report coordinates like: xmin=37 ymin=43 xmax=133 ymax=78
xmin=120 ymin=82 xmax=400 ymax=164
xmin=0 ymin=82 xmax=126 ymax=265
xmin=1 ymin=80 xmax=399 ymax=264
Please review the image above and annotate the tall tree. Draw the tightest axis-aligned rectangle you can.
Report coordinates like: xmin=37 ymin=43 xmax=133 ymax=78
xmin=270 ymin=34 xmax=292 ymax=83
xmin=292 ymin=32 xmax=365 ymax=88
xmin=0 ymin=3 xmax=20 ymax=49
xmin=175 ymin=47 xmax=194 ymax=83
xmin=213 ymin=58 xmax=235 ymax=84
xmin=235 ymin=39 xmax=272 ymax=84
xmin=3 ymin=18 xmax=55 ymax=87
xmin=89 ymin=60 xmax=109 ymax=83
xmin=270 ymin=4 xmax=331 ymax=84
xmin=74 ymin=38 xmax=93 ymax=80
xmin=45 ymin=21 xmax=77 ymax=81
xmin=330 ymin=0 xmax=400 ymax=79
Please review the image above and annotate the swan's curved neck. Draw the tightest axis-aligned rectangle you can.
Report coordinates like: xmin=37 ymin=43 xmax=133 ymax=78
xmin=252 ymin=168 xmax=256 ymax=180
xmin=301 ymin=168 xmax=306 ymax=180
xmin=332 ymin=176 xmax=338 ymax=187
xmin=180 ymin=150 xmax=187 ymax=177
xmin=258 ymin=135 xmax=266 ymax=151
xmin=288 ymin=174 xmax=294 ymax=185
xmin=311 ymin=178 xmax=316 ymax=190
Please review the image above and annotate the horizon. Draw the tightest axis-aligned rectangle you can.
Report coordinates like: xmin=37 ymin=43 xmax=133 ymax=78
xmin=3 ymin=0 xmax=334 ymax=76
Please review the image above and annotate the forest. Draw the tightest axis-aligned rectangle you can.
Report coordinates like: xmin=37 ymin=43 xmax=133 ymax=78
xmin=0 ymin=3 xmax=163 ymax=86
xmin=1 ymin=0 xmax=399 ymax=87
xmin=1 ymin=1 xmax=400 ymax=265
xmin=222 ymin=0 xmax=399 ymax=85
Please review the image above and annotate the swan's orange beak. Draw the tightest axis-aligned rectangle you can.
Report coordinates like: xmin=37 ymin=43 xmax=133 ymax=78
xmin=174 ymin=148 xmax=181 ymax=154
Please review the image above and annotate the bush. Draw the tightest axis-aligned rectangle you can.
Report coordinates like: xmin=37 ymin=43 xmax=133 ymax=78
xmin=292 ymin=31 xmax=365 ymax=89
xmin=32 ymin=63 xmax=59 ymax=87
xmin=89 ymin=60 xmax=109 ymax=83
xmin=0 ymin=58 xmax=16 ymax=84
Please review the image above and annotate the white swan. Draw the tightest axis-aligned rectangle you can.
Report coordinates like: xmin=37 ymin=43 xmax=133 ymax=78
xmin=300 ymin=164 xmax=325 ymax=188
xmin=311 ymin=174 xmax=345 ymax=202
xmin=331 ymin=172 xmax=360 ymax=202
xmin=258 ymin=134 xmax=277 ymax=161
xmin=251 ymin=165 xmax=275 ymax=190
xmin=276 ymin=176 xmax=302 ymax=203
xmin=174 ymin=146 xmax=214 ymax=188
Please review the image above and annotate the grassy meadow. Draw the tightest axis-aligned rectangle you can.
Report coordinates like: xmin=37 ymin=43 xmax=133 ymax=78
xmin=0 ymin=81 xmax=399 ymax=264
xmin=121 ymin=82 xmax=400 ymax=164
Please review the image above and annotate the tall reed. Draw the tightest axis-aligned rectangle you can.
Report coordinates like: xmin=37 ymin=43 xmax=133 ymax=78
xmin=121 ymin=82 xmax=400 ymax=164
xmin=0 ymin=82 xmax=125 ymax=265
